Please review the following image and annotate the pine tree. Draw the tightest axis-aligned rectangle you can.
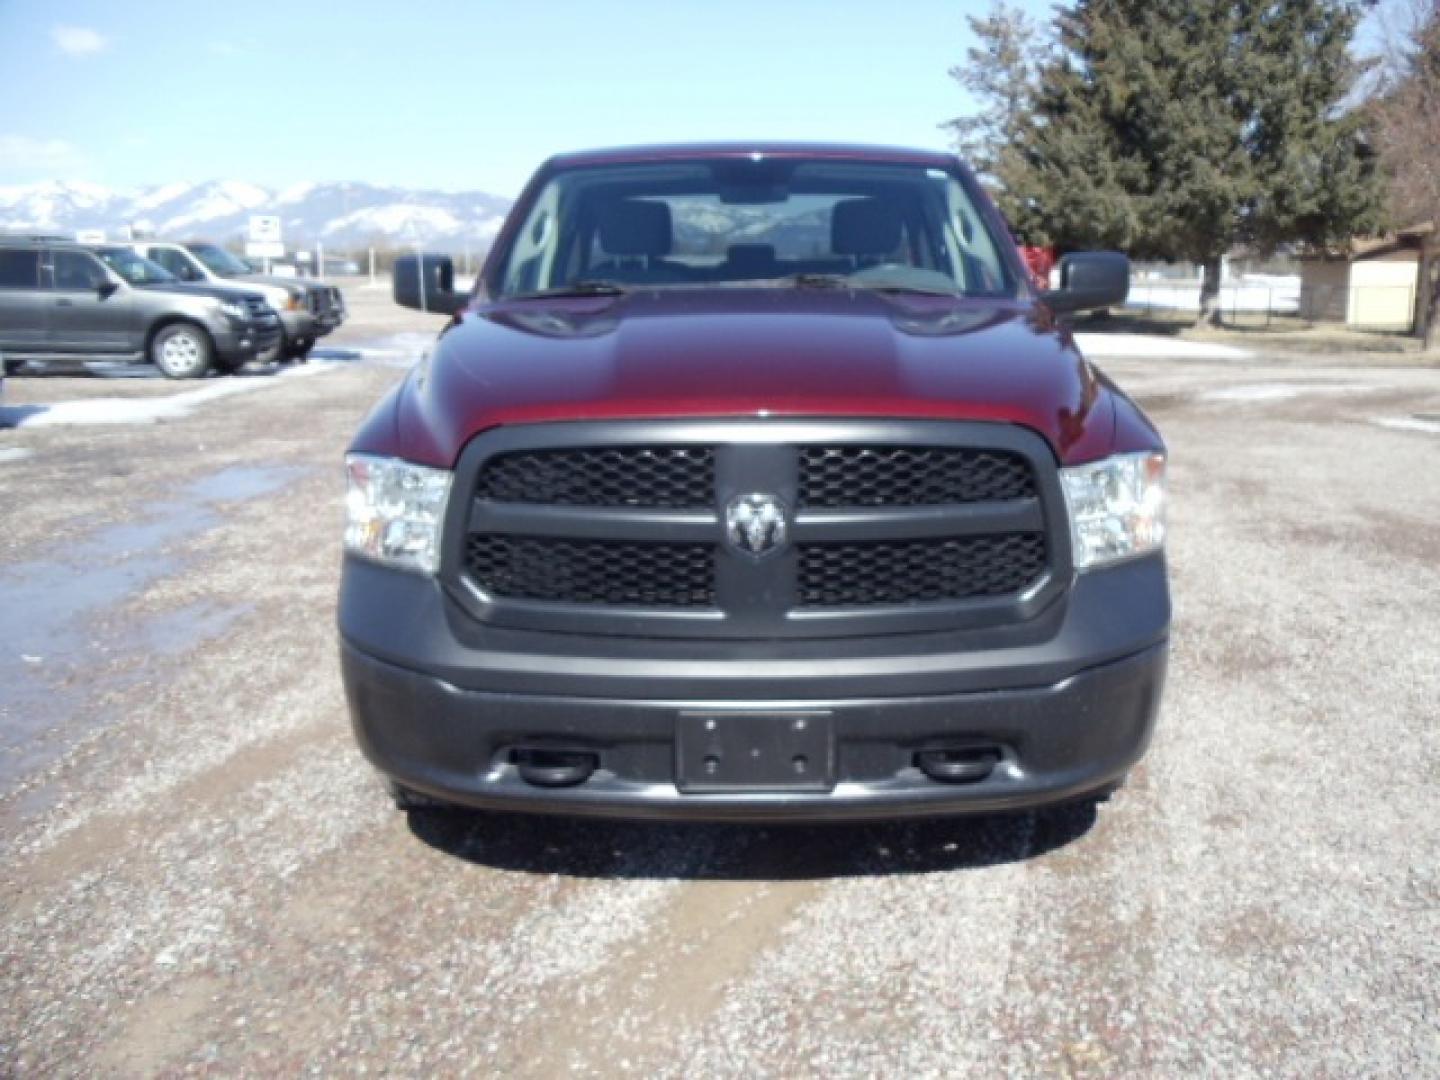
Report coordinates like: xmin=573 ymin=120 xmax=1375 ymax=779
xmin=953 ymin=0 xmax=1383 ymax=325
xmin=944 ymin=4 xmax=1051 ymax=242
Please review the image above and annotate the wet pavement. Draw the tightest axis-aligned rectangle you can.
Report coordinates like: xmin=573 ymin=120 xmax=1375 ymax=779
xmin=0 ymin=464 xmax=308 ymax=790
xmin=0 ymin=301 xmax=1437 ymax=1075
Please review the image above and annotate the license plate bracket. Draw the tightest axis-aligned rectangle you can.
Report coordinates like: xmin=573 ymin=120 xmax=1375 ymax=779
xmin=675 ymin=710 xmax=836 ymax=793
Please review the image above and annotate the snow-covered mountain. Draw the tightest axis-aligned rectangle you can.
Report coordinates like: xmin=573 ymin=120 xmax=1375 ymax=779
xmin=0 ymin=180 xmax=513 ymax=250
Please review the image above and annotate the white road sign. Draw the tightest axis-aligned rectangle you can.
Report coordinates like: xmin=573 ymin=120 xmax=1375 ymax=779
xmin=245 ymin=240 xmax=285 ymax=259
xmin=248 ymin=215 xmax=282 ymax=244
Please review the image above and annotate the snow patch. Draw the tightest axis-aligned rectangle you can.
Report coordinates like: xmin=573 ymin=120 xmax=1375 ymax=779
xmin=130 ymin=181 xmax=195 ymax=212
xmin=321 ymin=205 xmax=461 ymax=236
xmin=274 ymin=181 xmax=317 ymax=204
xmin=0 ymin=366 xmax=336 ymax=429
xmin=1373 ymin=415 xmax=1440 ymax=434
xmin=0 ymin=446 xmax=34 ymax=464
xmin=1074 ymin=333 xmax=1253 ymax=359
xmin=1201 ymin=382 xmax=1380 ymax=403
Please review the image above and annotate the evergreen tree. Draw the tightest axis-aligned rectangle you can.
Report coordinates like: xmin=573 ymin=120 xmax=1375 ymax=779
xmin=952 ymin=0 xmax=1383 ymax=325
xmin=944 ymin=4 xmax=1051 ymax=242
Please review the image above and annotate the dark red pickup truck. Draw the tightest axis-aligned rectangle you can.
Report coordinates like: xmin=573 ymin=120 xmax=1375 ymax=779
xmin=339 ymin=143 xmax=1168 ymax=821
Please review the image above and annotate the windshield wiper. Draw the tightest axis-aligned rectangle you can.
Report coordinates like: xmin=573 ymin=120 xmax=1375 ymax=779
xmin=772 ymin=273 xmax=959 ymax=297
xmin=511 ymin=280 xmax=629 ymax=300
xmin=773 ymin=273 xmax=850 ymax=289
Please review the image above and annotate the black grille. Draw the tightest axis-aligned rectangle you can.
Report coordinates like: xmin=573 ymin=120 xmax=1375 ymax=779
xmin=798 ymin=533 xmax=1047 ymax=607
xmin=476 ymin=446 xmax=714 ymax=508
xmin=466 ymin=535 xmax=715 ymax=607
xmin=799 ymin=446 xmax=1035 ymax=508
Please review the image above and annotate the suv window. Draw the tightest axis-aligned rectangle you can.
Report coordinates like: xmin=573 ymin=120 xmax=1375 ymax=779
xmin=0 ymin=249 xmax=40 ymax=289
xmin=52 ymin=251 xmax=108 ymax=290
xmin=149 ymin=247 xmax=199 ymax=280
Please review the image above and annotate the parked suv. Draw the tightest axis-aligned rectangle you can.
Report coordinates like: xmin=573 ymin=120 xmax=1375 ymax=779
xmin=0 ymin=239 xmax=279 ymax=378
xmin=341 ymin=143 xmax=1168 ymax=821
xmin=131 ymin=241 xmax=345 ymax=362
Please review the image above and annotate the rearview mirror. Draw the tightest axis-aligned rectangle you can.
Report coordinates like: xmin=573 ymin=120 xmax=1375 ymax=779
xmin=1041 ymin=252 xmax=1130 ymax=314
xmin=97 ymin=280 xmax=119 ymax=299
xmin=394 ymin=254 xmax=468 ymax=314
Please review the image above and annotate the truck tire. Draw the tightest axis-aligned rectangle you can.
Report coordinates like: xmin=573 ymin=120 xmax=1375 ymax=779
xmin=150 ymin=323 xmax=213 ymax=379
xmin=213 ymin=353 xmax=250 ymax=375
xmin=287 ymin=336 xmax=314 ymax=363
xmin=260 ymin=329 xmax=287 ymax=365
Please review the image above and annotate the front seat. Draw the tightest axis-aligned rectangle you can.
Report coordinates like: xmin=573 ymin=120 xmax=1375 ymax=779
xmin=591 ymin=200 xmax=680 ymax=284
xmin=831 ymin=198 xmax=903 ymax=271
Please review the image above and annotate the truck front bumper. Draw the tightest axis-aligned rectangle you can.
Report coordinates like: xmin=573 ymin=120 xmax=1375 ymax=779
xmin=210 ymin=318 xmax=280 ymax=362
xmin=339 ymin=554 xmax=1169 ymax=822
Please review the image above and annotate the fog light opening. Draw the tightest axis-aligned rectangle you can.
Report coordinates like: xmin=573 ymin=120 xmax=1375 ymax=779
xmin=914 ymin=747 xmax=1001 ymax=785
xmin=511 ymin=747 xmax=599 ymax=788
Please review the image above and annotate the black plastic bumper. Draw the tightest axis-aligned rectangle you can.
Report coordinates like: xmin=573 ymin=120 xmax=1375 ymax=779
xmin=339 ymin=554 xmax=1169 ymax=822
xmin=213 ymin=320 xmax=280 ymax=361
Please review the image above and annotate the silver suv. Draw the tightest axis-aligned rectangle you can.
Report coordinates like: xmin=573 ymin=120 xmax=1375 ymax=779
xmin=0 ymin=240 xmax=280 ymax=378
xmin=134 ymin=241 xmax=345 ymax=362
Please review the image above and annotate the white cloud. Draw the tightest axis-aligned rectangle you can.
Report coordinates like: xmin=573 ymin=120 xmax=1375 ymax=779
xmin=52 ymin=25 xmax=108 ymax=57
xmin=0 ymin=134 xmax=85 ymax=175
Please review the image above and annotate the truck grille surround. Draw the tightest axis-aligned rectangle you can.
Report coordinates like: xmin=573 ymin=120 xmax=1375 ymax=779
xmin=449 ymin=421 xmax=1071 ymax=640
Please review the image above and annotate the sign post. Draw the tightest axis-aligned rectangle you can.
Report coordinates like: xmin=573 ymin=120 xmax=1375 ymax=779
xmin=245 ymin=215 xmax=284 ymax=273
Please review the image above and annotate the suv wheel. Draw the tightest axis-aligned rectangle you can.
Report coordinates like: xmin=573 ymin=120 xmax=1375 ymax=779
xmin=151 ymin=324 xmax=212 ymax=379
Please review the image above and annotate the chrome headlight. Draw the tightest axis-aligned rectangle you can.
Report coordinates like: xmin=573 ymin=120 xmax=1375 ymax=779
xmin=344 ymin=454 xmax=453 ymax=574
xmin=218 ymin=299 xmax=248 ymax=321
xmin=1060 ymin=452 xmax=1166 ymax=570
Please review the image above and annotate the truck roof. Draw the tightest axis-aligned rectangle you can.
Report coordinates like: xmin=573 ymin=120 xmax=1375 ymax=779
xmin=545 ymin=142 xmax=959 ymax=171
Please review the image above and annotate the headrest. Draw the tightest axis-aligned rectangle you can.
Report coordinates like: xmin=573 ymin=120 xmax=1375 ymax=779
xmin=725 ymin=244 xmax=777 ymax=276
xmin=832 ymin=198 xmax=902 ymax=256
xmin=598 ymin=199 xmax=672 ymax=257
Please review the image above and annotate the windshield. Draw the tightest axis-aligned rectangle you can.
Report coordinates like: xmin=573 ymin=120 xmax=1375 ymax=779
xmin=495 ymin=158 xmax=1017 ymax=300
xmin=96 ymin=247 xmax=177 ymax=286
xmin=188 ymin=242 xmax=253 ymax=277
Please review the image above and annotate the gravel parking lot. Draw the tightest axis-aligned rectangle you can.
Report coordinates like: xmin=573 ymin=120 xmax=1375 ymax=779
xmin=2 ymin=287 xmax=1437 ymax=1076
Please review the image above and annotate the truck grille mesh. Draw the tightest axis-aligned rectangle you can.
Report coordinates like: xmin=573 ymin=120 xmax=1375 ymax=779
xmin=458 ymin=427 xmax=1060 ymax=628
xmin=798 ymin=534 xmax=1047 ymax=607
xmin=466 ymin=535 xmax=716 ymax=607
xmin=475 ymin=446 xmax=715 ymax=508
xmin=799 ymin=446 xmax=1035 ymax=507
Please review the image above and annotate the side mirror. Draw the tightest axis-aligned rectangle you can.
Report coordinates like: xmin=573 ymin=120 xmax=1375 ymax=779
xmin=97 ymin=280 xmax=119 ymax=299
xmin=1041 ymin=252 xmax=1130 ymax=314
xmin=394 ymin=253 xmax=467 ymax=314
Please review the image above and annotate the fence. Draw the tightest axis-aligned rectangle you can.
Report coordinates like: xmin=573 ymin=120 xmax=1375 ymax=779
xmin=1124 ymin=277 xmax=1418 ymax=331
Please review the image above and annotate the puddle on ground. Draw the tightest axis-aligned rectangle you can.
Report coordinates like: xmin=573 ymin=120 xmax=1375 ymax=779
xmin=308 ymin=346 xmax=364 ymax=363
xmin=0 ymin=463 xmax=310 ymax=797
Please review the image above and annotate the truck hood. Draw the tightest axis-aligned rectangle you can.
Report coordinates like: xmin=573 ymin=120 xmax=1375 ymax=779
xmin=235 ymin=273 xmax=314 ymax=296
xmin=390 ymin=289 xmax=1148 ymax=469
xmin=136 ymin=281 xmax=265 ymax=304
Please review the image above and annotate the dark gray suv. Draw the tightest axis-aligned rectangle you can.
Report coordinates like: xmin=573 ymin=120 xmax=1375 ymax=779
xmin=0 ymin=240 xmax=280 ymax=378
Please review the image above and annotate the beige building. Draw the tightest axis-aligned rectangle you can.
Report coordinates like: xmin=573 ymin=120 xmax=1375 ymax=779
xmin=1299 ymin=225 xmax=1430 ymax=330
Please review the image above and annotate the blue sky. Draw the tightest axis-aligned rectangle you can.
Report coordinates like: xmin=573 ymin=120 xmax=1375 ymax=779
xmin=1 ymin=1 xmax=1395 ymax=196
xmin=0 ymin=0 xmax=1061 ymax=194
